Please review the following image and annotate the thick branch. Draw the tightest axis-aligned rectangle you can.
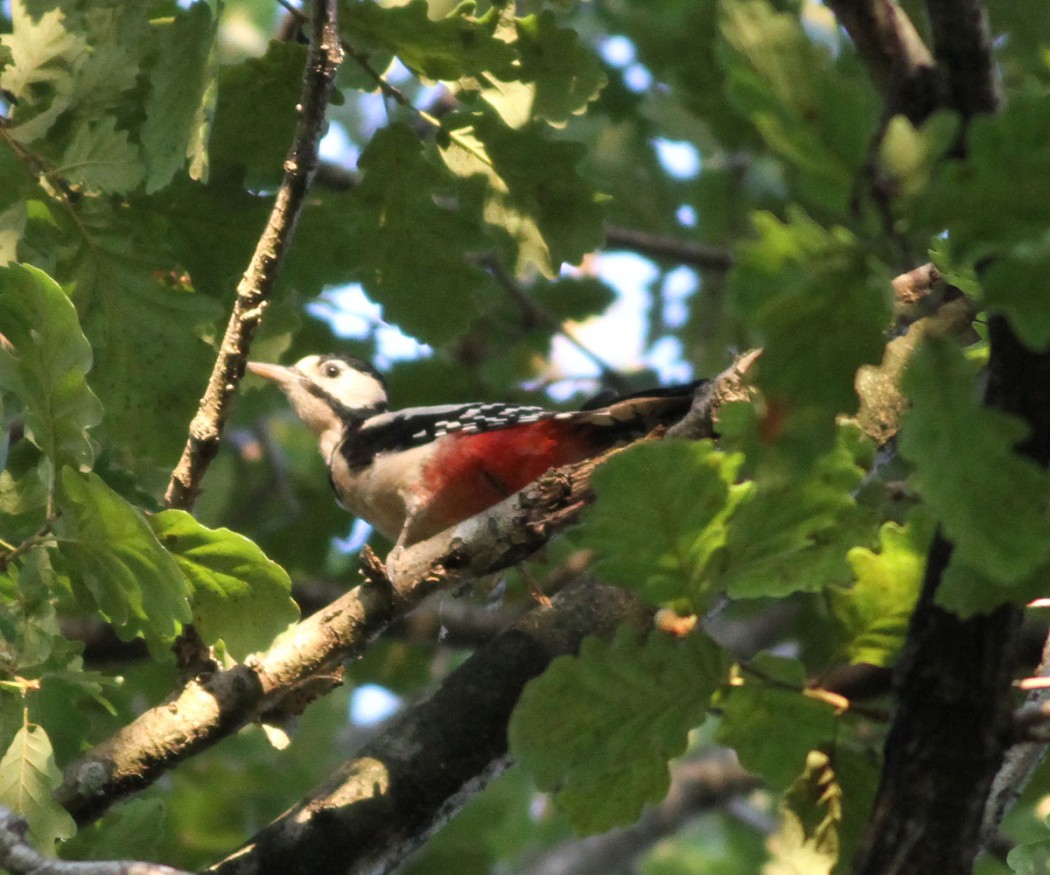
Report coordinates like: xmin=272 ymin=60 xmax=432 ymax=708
xmin=825 ymin=0 xmax=940 ymax=122
xmin=206 ymin=580 xmax=651 ymax=875
xmin=925 ymin=0 xmax=1000 ymax=117
xmin=0 ymin=806 xmax=191 ymax=875
xmin=854 ymin=313 xmax=1050 ymax=872
xmin=852 ymin=533 xmax=1021 ymax=874
xmin=983 ymin=629 xmax=1050 ymax=839
xmin=164 ymin=0 xmax=343 ymax=511
xmin=56 ymin=563 xmax=425 ymax=825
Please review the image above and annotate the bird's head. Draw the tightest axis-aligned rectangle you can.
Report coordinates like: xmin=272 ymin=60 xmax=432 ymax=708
xmin=247 ymin=354 xmax=388 ymax=437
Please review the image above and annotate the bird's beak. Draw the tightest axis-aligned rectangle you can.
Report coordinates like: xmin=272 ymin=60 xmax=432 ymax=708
xmin=246 ymin=361 xmax=298 ymax=388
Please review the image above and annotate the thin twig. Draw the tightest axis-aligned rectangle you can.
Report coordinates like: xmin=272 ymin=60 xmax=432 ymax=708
xmin=603 ymin=225 xmax=734 ymax=272
xmin=164 ymin=0 xmax=344 ymax=511
xmin=477 ymin=253 xmax=633 ymax=394
xmin=0 ymin=517 xmax=54 ymax=572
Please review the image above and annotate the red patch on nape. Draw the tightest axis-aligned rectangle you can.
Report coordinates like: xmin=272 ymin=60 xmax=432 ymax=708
xmin=417 ymin=420 xmax=598 ymax=535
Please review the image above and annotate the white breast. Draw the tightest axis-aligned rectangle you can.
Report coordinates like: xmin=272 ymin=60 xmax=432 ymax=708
xmin=326 ymin=439 xmax=433 ymax=543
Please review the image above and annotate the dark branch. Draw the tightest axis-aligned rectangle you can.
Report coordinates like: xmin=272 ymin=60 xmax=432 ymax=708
xmin=164 ymin=0 xmax=344 ymax=511
xmin=825 ymin=0 xmax=940 ymax=122
xmin=206 ymin=580 xmax=652 ymax=875
xmin=853 ymin=315 xmax=1050 ymax=871
xmin=603 ymin=225 xmax=734 ymax=272
xmin=852 ymin=535 xmax=1021 ymax=874
xmin=925 ymin=0 xmax=1001 ymax=117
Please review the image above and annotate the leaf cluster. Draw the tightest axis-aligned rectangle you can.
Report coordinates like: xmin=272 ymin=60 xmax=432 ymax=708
xmin=0 ymin=1 xmax=1048 ymax=873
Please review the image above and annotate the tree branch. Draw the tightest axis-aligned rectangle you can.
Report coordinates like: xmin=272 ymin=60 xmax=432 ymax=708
xmin=56 ymin=555 xmax=429 ymax=826
xmin=0 ymin=806 xmax=191 ymax=875
xmin=852 ymin=532 xmax=1021 ymax=874
xmin=854 ymin=314 xmax=1050 ymax=873
xmin=163 ymin=0 xmax=344 ymax=511
xmin=603 ymin=225 xmax=734 ymax=272
xmin=983 ymin=628 xmax=1050 ymax=839
xmin=924 ymin=0 xmax=1001 ymax=117
xmin=824 ymin=0 xmax=940 ymax=122
xmin=59 ymin=349 xmax=750 ymax=826
xmin=206 ymin=580 xmax=652 ymax=875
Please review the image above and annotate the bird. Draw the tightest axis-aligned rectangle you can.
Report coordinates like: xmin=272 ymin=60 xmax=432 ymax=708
xmin=247 ymin=354 xmax=701 ymax=547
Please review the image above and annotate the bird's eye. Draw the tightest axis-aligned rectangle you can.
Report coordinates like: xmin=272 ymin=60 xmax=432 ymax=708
xmin=322 ymin=363 xmax=341 ymax=379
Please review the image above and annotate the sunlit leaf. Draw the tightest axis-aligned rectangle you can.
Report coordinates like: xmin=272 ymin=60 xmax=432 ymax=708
xmin=0 ymin=263 xmax=102 ymax=477
xmin=830 ymin=511 xmax=934 ymax=666
xmin=0 ymin=0 xmax=86 ymax=102
xmin=441 ymin=113 xmax=605 ymax=277
xmin=342 ymin=0 xmax=515 ymax=82
xmin=150 ymin=509 xmax=299 ymax=660
xmin=55 ymin=469 xmax=191 ymax=649
xmin=0 ymin=723 xmax=76 ymax=853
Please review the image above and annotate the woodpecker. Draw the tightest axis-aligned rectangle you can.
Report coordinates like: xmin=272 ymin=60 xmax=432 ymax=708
xmin=247 ymin=354 xmax=700 ymax=546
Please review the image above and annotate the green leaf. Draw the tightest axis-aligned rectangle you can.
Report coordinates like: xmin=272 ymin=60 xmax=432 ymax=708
xmin=713 ymin=415 xmax=872 ymax=599
xmin=440 ymin=113 xmax=606 ymax=278
xmin=61 ymin=116 xmax=144 ymax=194
xmin=59 ymin=797 xmax=166 ymax=863
xmin=0 ymin=723 xmax=76 ymax=853
xmin=765 ymin=750 xmax=840 ymax=875
xmin=149 ymin=510 xmax=299 ymax=661
xmin=830 ymin=510 xmax=934 ymax=667
xmin=531 ymin=276 xmax=616 ymax=322
xmin=936 ymin=554 xmax=1050 ymax=618
xmin=577 ymin=441 xmax=746 ymax=610
xmin=1008 ymin=840 xmax=1050 ymax=875
xmin=878 ymin=112 xmax=958 ymax=200
xmin=479 ymin=11 xmax=606 ymax=129
xmin=55 ymin=468 xmax=191 ymax=649
xmin=0 ymin=549 xmax=61 ymax=671
xmin=0 ymin=468 xmax=48 ymax=517
xmin=719 ymin=0 xmax=876 ymax=213
xmin=714 ymin=655 xmax=840 ymax=791
xmin=208 ymin=41 xmax=304 ymax=189
xmin=900 ymin=337 xmax=1050 ymax=586
xmin=920 ymin=93 xmax=1050 ymax=257
xmin=342 ymin=0 xmax=516 ymax=83
xmin=0 ymin=0 xmax=87 ymax=102
xmin=981 ymin=230 xmax=1050 ymax=350
xmin=4 ymin=4 xmax=145 ymax=146
xmin=729 ymin=210 xmax=893 ymax=434
xmin=510 ymin=628 xmax=728 ymax=834
xmin=141 ymin=2 xmax=216 ymax=192
xmin=0 ymin=263 xmax=102 ymax=477
xmin=71 ymin=232 xmax=220 ymax=462
xmin=0 ymin=143 xmax=30 ymax=262
xmin=349 ymin=123 xmax=488 ymax=343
